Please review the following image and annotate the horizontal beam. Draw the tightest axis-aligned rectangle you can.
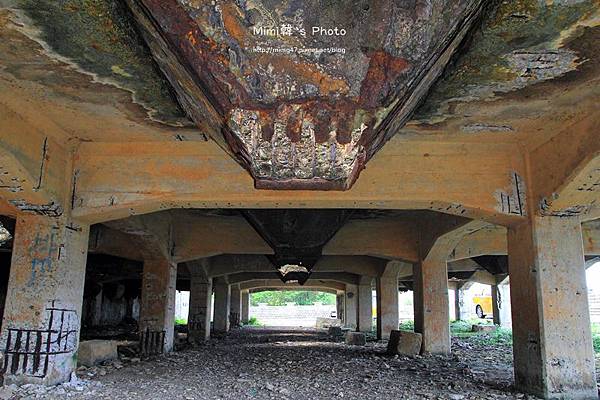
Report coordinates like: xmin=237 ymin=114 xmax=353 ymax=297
xmin=172 ymin=213 xmax=271 ymax=262
xmin=240 ymin=280 xmax=345 ymax=292
xmin=72 ymin=138 xmax=526 ymax=225
xmin=323 ymin=218 xmax=419 ymax=262
xmin=228 ymin=271 xmax=359 ymax=286
xmin=531 ymin=110 xmax=600 ymax=217
xmin=0 ymin=107 xmax=70 ymax=216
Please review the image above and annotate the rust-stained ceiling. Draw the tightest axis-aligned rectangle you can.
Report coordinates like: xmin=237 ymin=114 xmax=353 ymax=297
xmin=0 ymin=0 xmax=598 ymax=193
xmin=124 ymin=0 xmax=489 ymax=190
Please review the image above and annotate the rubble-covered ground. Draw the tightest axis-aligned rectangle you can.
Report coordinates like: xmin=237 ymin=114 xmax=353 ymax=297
xmin=1 ymin=327 xmax=597 ymax=400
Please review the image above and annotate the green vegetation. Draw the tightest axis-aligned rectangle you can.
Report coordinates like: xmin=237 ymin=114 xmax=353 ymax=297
xmin=400 ymin=320 xmax=600 ymax=351
xmin=245 ymin=316 xmax=262 ymax=326
xmin=398 ymin=320 xmax=414 ymax=331
xmin=175 ymin=317 xmax=187 ymax=325
xmin=20 ymin=0 xmax=186 ymax=122
xmin=250 ymin=291 xmax=336 ymax=306
xmin=591 ymin=323 xmax=600 ymax=353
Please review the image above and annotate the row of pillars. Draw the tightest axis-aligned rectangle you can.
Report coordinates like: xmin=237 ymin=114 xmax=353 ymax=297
xmin=0 ymin=214 xmax=596 ymax=398
xmin=338 ymin=217 xmax=597 ymax=399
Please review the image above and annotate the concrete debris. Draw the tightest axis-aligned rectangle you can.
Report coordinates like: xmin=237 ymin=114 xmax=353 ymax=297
xmin=78 ymin=340 xmax=119 ymax=367
xmin=345 ymin=332 xmax=367 ymax=346
xmin=5 ymin=374 xmax=102 ymax=399
xmin=387 ymin=330 xmax=423 ymax=356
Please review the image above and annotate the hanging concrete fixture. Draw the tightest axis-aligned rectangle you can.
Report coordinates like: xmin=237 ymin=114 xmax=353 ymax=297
xmin=125 ymin=0 xmax=489 ymax=190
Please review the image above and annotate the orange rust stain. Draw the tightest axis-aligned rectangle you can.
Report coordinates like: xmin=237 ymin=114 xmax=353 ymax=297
xmin=186 ymin=30 xmax=197 ymax=47
xmin=360 ymin=51 xmax=410 ymax=108
xmin=220 ymin=4 xmax=348 ymax=97
xmin=221 ymin=4 xmax=248 ymax=45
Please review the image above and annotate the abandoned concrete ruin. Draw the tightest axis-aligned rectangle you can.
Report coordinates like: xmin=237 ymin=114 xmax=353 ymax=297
xmin=0 ymin=0 xmax=599 ymax=398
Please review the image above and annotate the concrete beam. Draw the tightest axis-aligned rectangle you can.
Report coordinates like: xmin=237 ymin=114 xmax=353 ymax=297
xmin=0 ymin=111 xmax=69 ymax=217
xmin=323 ymin=218 xmax=419 ymax=262
xmin=72 ymin=139 xmax=526 ymax=226
xmin=530 ymin=111 xmax=600 ymax=217
xmin=226 ymin=272 xmax=360 ymax=286
xmin=240 ymin=280 xmax=345 ymax=293
xmin=172 ymin=213 xmax=272 ymax=262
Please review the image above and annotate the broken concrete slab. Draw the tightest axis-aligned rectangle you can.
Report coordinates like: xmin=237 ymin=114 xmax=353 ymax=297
xmin=78 ymin=340 xmax=118 ymax=367
xmin=387 ymin=330 xmax=423 ymax=356
xmin=345 ymin=332 xmax=366 ymax=346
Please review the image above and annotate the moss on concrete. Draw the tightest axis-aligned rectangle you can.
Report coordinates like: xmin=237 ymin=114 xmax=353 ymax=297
xmin=19 ymin=0 xmax=188 ymax=124
xmin=415 ymin=0 xmax=598 ymax=120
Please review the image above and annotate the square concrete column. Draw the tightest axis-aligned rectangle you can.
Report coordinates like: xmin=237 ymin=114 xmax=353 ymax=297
xmin=140 ymin=258 xmax=177 ymax=354
xmin=213 ymin=279 xmax=230 ymax=333
xmin=188 ymin=274 xmax=213 ymax=343
xmin=508 ymin=216 xmax=596 ymax=399
xmin=336 ymin=291 xmax=345 ymax=323
xmin=376 ymin=262 xmax=400 ymax=340
xmin=344 ymin=284 xmax=358 ymax=330
xmin=357 ymin=277 xmax=373 ymax=332
xmin=491 ymin=277 xmax=511 ymax=328
xmin=229 ymin=284 xmax=241 ymax=327
xmin=453 ymin=282 xmax=473 ymax=321
xmin=0 ymin=215 xmax=89 ymax=385
xmin=241 ymin=290 xmax=250 ymax=324
xmin=414 ymin=258 xmax=450 ymax=354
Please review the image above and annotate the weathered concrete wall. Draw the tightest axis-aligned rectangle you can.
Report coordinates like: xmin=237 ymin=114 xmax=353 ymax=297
xmin=0 ymin=215 xmax=89 ymax=385
xmin=509 ymin=216 xmax=596 ymax=399
xmin=249 ymin=303 xmax=337 ymax=327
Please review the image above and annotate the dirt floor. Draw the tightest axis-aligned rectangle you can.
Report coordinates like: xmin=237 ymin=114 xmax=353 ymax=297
xmin=0 ymin=327 xmax=594 ymax=399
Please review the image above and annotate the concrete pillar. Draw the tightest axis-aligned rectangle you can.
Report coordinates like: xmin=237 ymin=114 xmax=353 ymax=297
xmin=140 ymin=258 xmax=177 ymax=354
xmin=0 ymin=215 xmax=89 ymax=385
xmin=357 ymin=277 xmax=373 ymax=332
xmin=241 ymin=290 xmax=250 ymax=324
xmin=229 ymin=284 xmax=241 ymax=327
xmin=414 ymin=258 xmax=450 ymax=354
xmin=453 ymin=282 xmax=472 ymax=321
xmin=344 ymin=284 xmax=358 ymax=330
xmin=491 ymin=277 xmax=511 ymax=328
xmin=91 ymin=286 xmax=103 ymax=327
xmin=508 ymin=216 xmax=596 ymax=399
xmin=188 ymin=274 xmax=213 ymax=343
xmin=213 ymin=279 xmax=230 ymax=333
xmin=336 ymin=291 xmax=345 ymax=323
xmin=376 ymin=262 xmax=400 ymax=340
